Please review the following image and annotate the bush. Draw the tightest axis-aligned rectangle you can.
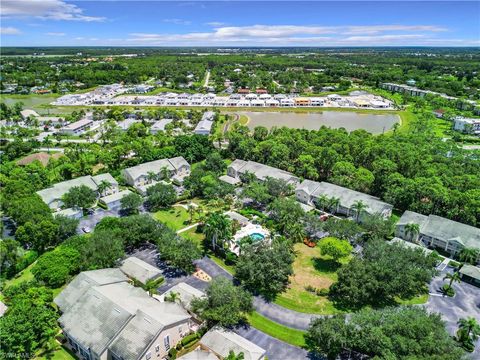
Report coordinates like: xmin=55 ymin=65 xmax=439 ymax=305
xmin=441 ymin=284 xmax=455 ymax=297
xmin=305 ymin=285 xmax=316 ymax=293
xmin=168 ymin=347 xmax=177 ymax=359
xmin=316 ymin=288 xmax=329 ymax=296
xmin=14 ymin=250 xmax=38 ymax=274
xmin=225 ymin=251 xmax=238 ymax=265
xmin=181 ymin=333 xmax=199 ymax=347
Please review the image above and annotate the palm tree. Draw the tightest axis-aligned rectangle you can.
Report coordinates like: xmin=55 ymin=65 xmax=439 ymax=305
xmin=314 ymin=194 xmax=329 ymax=211
xmin=42 ymin=136 xmax=53 ymax=154
xmin=351 ymin=200 xmax=368 ymax=222
xmin=144 ymin=279 xmax=158 ymax=296
xmin=187 ymin=203 xmax=196 ymax=224
xmin=160 ymin=166 xmax=170 ymax=180
xmin=458 ymin=247 xmax=479 ymax=265
xmin=97 ymin=180 xmax=112 ymax=197
xmin=146 ymin=171 xmax=158 ymax=184
xmin=225 ymin=350 xmax=245 ymax=360
xmin=457 ymin=317 xmax=480 ymax=350
xmin=204 ymin=213 xmax=231 ymax=252
xmin=404 ymin=222 xmax=420 ymax=243
xmin=328 ymin=197 xmax=340 ymax=214
xmin=164 ymin=291 xmax=180 ymax=303
xmin=288 ymin=222 xmax=306 ymax=243
xmin=443 ymin=271 xmax=461 ymax=290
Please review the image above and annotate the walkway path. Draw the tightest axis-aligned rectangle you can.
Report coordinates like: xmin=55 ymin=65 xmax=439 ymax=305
xmin=176 ymin=223 xmax=200 ymax=234
xmin=203 ymin=70 xmax=211 ymax=88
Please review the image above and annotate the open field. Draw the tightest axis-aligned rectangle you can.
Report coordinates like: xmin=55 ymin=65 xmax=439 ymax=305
xmin=3 ymin=262 xmax=35 ymax=288
xmin=274 ymin=243 xmax=346 ymax=315
xmin=152 ymin=205 xmax=193 ymax=230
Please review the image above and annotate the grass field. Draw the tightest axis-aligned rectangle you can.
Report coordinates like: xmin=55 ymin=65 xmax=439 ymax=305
xmin=4 ymin=262 xmax=35 ymax=288
xmin=396 ymin=293 xmax=429 ymax=305
xmin=246 ymin=312 xmax=306 ymax=348
xmin=153 ymin=205 xmax=193 ymax=230
xmin=180 ymin=225 xmax=205 ymax=246
xmin=36 ymin=345 xmax=76 ymax=360
xmin=274 ymin=243 xmax=345 ymax=315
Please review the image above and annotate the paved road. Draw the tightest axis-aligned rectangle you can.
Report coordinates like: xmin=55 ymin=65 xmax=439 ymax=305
xmin=426 ymin=268 xmax=480 ymax=358
xmin=234 ymin=326 xmax=312 ymax=360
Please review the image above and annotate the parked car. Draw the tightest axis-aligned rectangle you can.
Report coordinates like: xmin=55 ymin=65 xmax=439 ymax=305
xmin=82 ymin=226 xmax=91 ymax=233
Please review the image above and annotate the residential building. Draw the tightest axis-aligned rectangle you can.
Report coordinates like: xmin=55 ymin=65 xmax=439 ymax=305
xmin=99 ymin=190 xmax=133 ymax=211
xmin=20 ymin=109 xmax=40 ymax=119
xmin=198 ymin=328 xmax=266 ymax=360
xmin=150 ymin=118 xmax=174 ymax=134
xmin=194 ymin=111 xmax=215 ymax=135
xmin=226 ymin=159 xmax=300 ymax=185
xmin=54 ymin=208 xmax=83 ymax=220
xmin=295 ymin=180 xmax=393 ymax=220
xmin=453 ymin=117 xmax=480 ymax=135
xmin=395 ymin=211 xmax=480 ymax=260
xmin=162 ymin=282 xmax=206 ymax=313
xmin=60 ymin=118 xmax=94 ymax=136
xmin=459 ymin=265 xmax=480 ymax=287
xmin=55 ymin=269 xmax=193 ymax=360
xmin=294 ymin=97 xmax=311 ymax=106
xmin=121 ymin=257 xmax=163 ymax=285
xmin=121 ymin=156 xmax=190 ymax=190
xmin=92 ymin=173 xmax=119 ymax=196
xmin=36 ymin=173 xmax=118 ymax=210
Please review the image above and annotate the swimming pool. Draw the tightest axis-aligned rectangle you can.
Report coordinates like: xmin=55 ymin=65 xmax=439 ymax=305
xmin=250 ymin=233 xmax=265 ymax=242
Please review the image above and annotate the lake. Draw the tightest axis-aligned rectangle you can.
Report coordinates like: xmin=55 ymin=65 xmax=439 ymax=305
xmin=238 ymin=111 xmax=400 ymax=134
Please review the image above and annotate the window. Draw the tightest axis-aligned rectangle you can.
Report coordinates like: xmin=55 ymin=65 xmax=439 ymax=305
xmin=164 ymin=335 xmax=170 ymax=350
xmin=178 ymin=326 xmax=182 ymax=334
xmin=145 ymin=352 xmax=152 ymax=360
xmin=155 ymin=345 xmax=160 ymax=352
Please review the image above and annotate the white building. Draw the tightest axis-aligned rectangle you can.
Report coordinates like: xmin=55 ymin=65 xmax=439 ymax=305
xmin=453 ymin=117 xmax=480 ymax=135
xmin=150 ymin=119 xmax=174 ymax=134
xmin=60 ymin=118 xmax=94 ymax=136
xmin=194 ymin=111 xmax=215 ymax=135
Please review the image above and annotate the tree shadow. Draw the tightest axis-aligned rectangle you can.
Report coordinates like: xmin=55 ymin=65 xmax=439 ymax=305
xmin=312 ymin=257 xmax=341 ymax=273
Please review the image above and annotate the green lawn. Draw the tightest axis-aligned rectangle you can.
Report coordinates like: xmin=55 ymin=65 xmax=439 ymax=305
xmin=181 ymin=225 xmax=205 ymax=246
xmin=396 ymin=293 xmax=429 ymax=305
xmin=36 ymin=345 xmax=77 ymax=360
xmin=4 ymin=262 xmax=35 ymax=288
xmin=274 ymin=243 xmax=345 ymax=315
xmin=152 ymin=205 xmax=193 ymax=230
xmin=246 ymin=312 xmax=306 ymax=348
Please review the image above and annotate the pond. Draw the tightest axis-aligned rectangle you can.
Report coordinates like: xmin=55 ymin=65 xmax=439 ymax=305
xmin=238 ymin=111 xmax=400 ymax=134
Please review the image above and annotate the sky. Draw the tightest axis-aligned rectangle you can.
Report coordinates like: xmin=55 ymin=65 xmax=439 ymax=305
xmin=1 ymin=1 xmax=479 ymax=47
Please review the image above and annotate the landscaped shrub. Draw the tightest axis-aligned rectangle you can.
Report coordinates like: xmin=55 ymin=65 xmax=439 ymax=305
xmin=225 ymin=251 xmax=238 ymax=265
xmin=168 ymin=347 xmax=177 ymax=359
xmin=316 ymin=288 xmax=329 ymax=296
xmin=441 ymin=284 xmax=455 ymax=297
xmin=14 ymin=250 xmax=38 ymax=274
xmin=181 ymin=333 xmax=199 ymax=347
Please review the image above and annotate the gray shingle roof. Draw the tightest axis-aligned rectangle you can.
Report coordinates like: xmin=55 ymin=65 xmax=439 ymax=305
xmin=54 ymin=268 xmax=128 ymax=311
xmin=459 ymin=264 xmax=480 ymax=281
xmin=169 ymin=156 xmax=190 ymax=171
xmin=200 ymin=328 xmax=266 ymax=360
xmin=122 ymin=159 xmax=175 ymax=183
xmin=36 ymin=175 xmax=98 ymax=206
xmin=422 ymin=215 xmax=480 ymax=249
xmin=120 ymin=257 xmax=162 ymax=284
xmin=178 ymin=347 xmax=219 ymax=360
xmin=57 ymin=278 xmax=191 ymax=359
xmin=163 ymin=282 xmax=205 ymax=310
xmin=397 ymin=210 xmax=429 ymax=227
xmin=100 ymin=190 xmax=133 ymax=205
xmin=92 ymin=173 xmax=118 ymax=186
xmin=232 ymin=160 xmax=299 ymax=184
xmin=295 ymin=180 xmax=321 ymax=195
xmin=311 ymin=182 xmax=393 ymax=215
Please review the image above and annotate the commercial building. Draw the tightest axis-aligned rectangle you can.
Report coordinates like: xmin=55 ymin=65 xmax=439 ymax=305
xmin=395 ymin=211 xmax=480 ymax=261
xmin=55 ymin=269 xmax=193 ymax=360
xmin=295 ymin=180 xmax=393 ymax=220
xmin=226 ymin=159 xmax=300 ymax=185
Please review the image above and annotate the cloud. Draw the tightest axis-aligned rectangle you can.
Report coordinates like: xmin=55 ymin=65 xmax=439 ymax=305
xmin=205 ymin=21 xmax=227 ymax=27
xmin=163 ymin=18 xmax=191 ymax=25
xmin=45 ymin=32 xmax=65 ymax=36
xmin=126 ymin=24 xmax=455 ymax=46
xmin=1 ymin=0 xmax=105 ymax=22
xmin=0 ymin=26 xmax=21 ymax=35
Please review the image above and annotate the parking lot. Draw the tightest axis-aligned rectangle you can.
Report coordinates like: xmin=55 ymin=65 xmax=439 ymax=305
xmin=427 ymin=268 xmax=480 ymax=357
xmin=76 ymin=208 xmax=121 ymax=234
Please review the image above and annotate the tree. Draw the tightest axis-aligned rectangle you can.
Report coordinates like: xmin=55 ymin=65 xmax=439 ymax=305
xmin=191 ymin=277 xmax=253 ymax=327
xmin=443 ymin=271 xmax=461 ymax=294
xmin=268 ymin=197 xmax=305 ymax=236
xmin=225 ymin=350 xmax=245 ymax=360
xmin=15 ymin=220 xmax=59 ymax=253
xmin=318 ymin=237 xmax=352 ymax=263
xmin=329 ymin=240 xmax=437 ymax=309
xmin=0 ymin=286 xmax=59 ymax=356
xmin=306 ymin=307 xmax=465 ymax=360
xmin=120 ymin=192 xmax=143 ymax=215
xmin=157 ymin=234 xmax=201 ymax=273
xmin=351 ymin=200 xmax=368 ymax=222
xmin=54 ymin=215 xmax=80 ymax=242
xmin=62 ymin=185 xmax=97 ymax=211
xmin=457 ymin=317 xmax=480 ymax=352
xmin=404 ymin=222 xmax=420 ymax=242
xmin=80 ymin=229 xmax=125 ymax=269
xmin=204 ymin=213 xmax=232 ymax=252
xmin=96 ymin=179 xmax=112 ymax=196
xmin=204 ymin=151 xmax=226 ymax=174
xmin=327 ymin=197 xmax=340 ymax=214
xmin=146 ymin=183 xmax=177 ymax=211
xmin=235 ymin=239 xmax=294 ymax=300
xmin=458 ymin=247 xmax=479 ymax=265
xmin=32 ymin=245 xmax=81 ymax=287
